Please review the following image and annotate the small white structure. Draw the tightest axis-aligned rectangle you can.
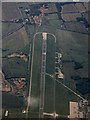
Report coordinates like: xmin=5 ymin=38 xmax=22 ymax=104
xmin=58 ymin=53 xmax=62 ymax=59
xmin=22 ymin=110 xmax=27 ymax=114
xmin=42 ymin=32 xmax=47 ymax=40
xmin=5 ymin=110 xmax=9 ymax=117
xmin=73 ymin=0 xmax=79 ymax=2
xmin=43 ymin=112 xmax=58 ymax=118
xmin=58 ymin=70 xmax=64 ymax=79
xmin=56 ymin=67 xmax=64 ymax=79
xmin=42 ymin=52 xmax=46 ymax=55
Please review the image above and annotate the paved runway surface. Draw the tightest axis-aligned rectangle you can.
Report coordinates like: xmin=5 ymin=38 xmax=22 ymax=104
xmin=39 ymin=33 xmax=47 ymax=118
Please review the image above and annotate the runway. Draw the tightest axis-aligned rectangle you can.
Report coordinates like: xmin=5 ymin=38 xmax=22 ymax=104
xmin=39 ymin=33 xmax=47 ymax=118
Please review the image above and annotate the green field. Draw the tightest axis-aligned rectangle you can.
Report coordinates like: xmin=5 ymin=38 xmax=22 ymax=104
xmin=46 ymin=34 xmax=56 ymax=74
xmin=56 ymin=30 xmax=88 ymax=78
xmin=2 ymin=26 xmax=29 ymax=57
xmin=44 ymin=76 xmax=54 ymax=113
xmin=2 ymin=23 xmax=22 ymax=36
xmin=30 ymin=34 xmax=42 ymax=112
xmin=2 ymin=57 xmax=28 ymax=78
xmin=44 ymin=34 xmax=56 ymax=113
xmin=44 ymin=31 xmax=80 ymax=115
xmin=31 ymin=34 xmax=42 ymax=97
xmin=2 ymin=2 xmax=88 ymax=118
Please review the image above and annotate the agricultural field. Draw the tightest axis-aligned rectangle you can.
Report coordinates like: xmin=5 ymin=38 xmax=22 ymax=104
xmin=2 ymin=57 xmax=28 ymax=79
xmin=2 ymin=23 xmax=22 ymax=38
xmin=60 ymin=2 xmax=90 ymax=35
xmin=84 ymin=2 xmax=90 ymax=11
xmin=64 ymin=22 xmax=88 ymax=33
xmin=83 ymin=11 xmax=90 ymax=25
xmin=61 ymin=4 xmax=78 ymax=13
xmin=2 ymin=26 xmax=29 ymax=57
xmin=2 ymin=2 xmax=89 ymax=118
xmin=44 ymin=29 xmax=80 ymax=115
xmin=56 ymin=29 xmax=88 ymax=87
xmin=2 ymin=2 xmax=21 ymax=20
xmin=2 ymin=25 xmax=31 ymax=95
xmin=61 ymin=13 xmax=81 ymax=21
xmin=75 ymin=3 xmax=86 ymax=12
xmin=44 ymin=3 xmax=57 ymax=13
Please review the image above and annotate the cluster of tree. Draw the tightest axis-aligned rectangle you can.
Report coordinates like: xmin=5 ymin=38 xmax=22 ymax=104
xmin=2 ymin=92 xmax=24 ymax=108
xmin=74 ymin=61 xmax=83 ymax=70
xmin=76 ymin=78 xmax=90 ymax=95
xmin=71 ymin=75 xmax=89 ymax=95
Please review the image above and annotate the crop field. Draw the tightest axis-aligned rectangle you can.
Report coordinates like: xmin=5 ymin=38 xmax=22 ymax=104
xmin=43 ymin=3 xmax=57 ymax=14
xmin=2 ymin=27 xmax=29 ymax=56
xmin=61 ymin=13 xmax=81 ymax=21
xmin=64 ymin=22 xmax=88 ymax=33
xmin=2 ymin=23 xmax=22 ymax=36
xmin=56 ymin=29 xmax=88 ymax=86
xmin=2 ymin=24 xmax=30 ymax=79
xmin=75 ymin=3 xmax=86 ymax=12
xmin=2 ymin=2 xmax=21 ymax=20
xmin=46 ymin=14 xmax=58 ymax=20
xmin=56 ymin=29 xmax=88 ymax=62
xmin=84 ymin=2 xmax=90 ymax=11
xmin=2 ymin=2 xmax=89 ymax=118
xmin=62 ymin=4 xmax=78 ymax=13
xmin=83 ymin=11 xmax=90 ymax=25
xmin=2 ymin=57 xmax=28 ymax=79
